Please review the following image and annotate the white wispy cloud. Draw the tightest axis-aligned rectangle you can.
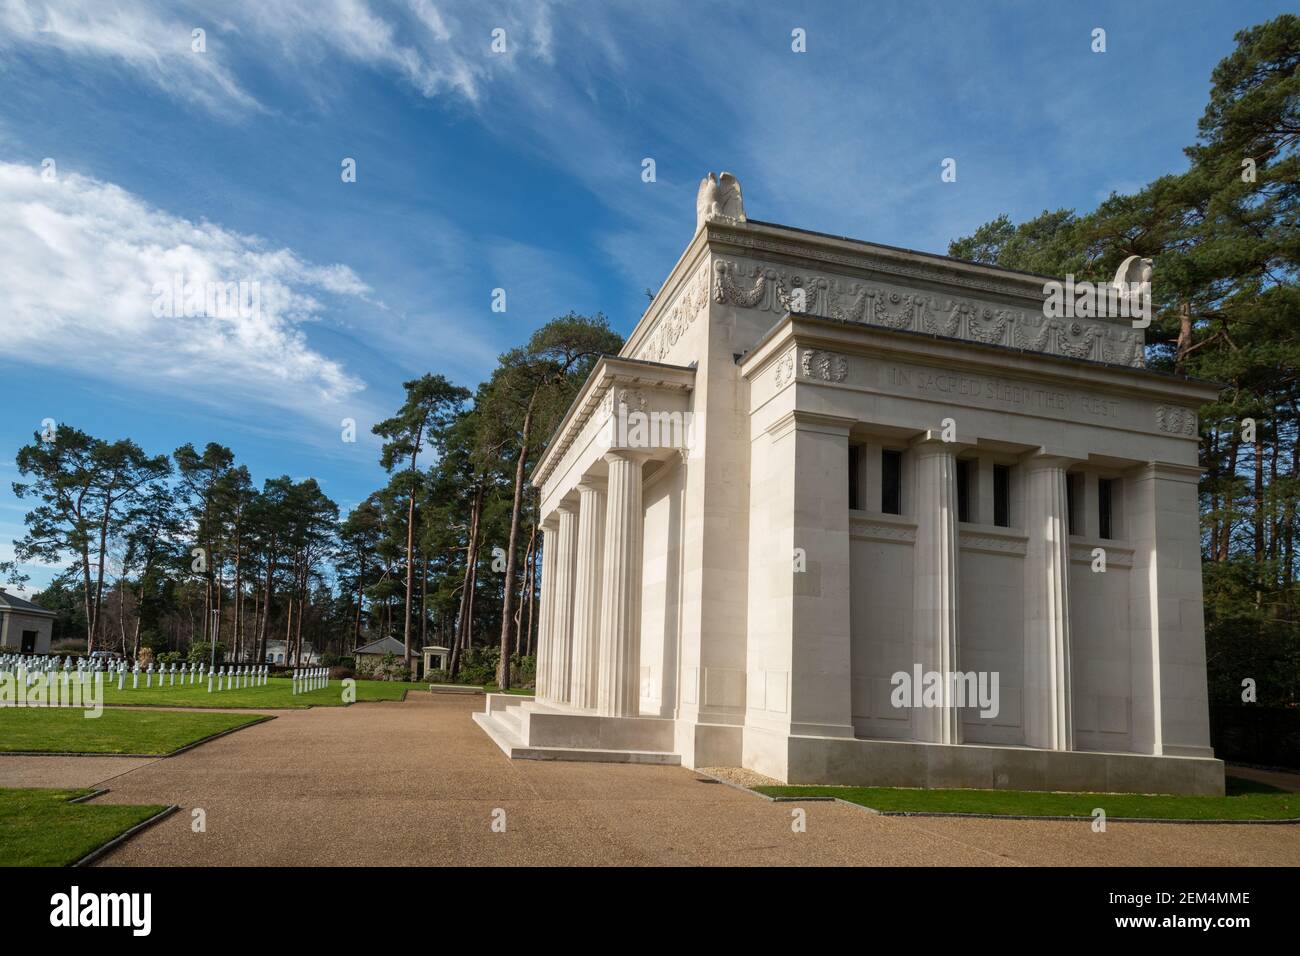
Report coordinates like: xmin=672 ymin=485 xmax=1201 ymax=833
xmin=0 ymin=0 xmax=559 ymax=113
xmin=0 ymin=0 xmax=262 ymax=115
xmin=0 ymin=160 xmax=371 ymax=419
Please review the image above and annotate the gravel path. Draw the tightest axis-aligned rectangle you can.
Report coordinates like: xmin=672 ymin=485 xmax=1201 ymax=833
xmin=3 ymin=693 xmax=1296 ymax=866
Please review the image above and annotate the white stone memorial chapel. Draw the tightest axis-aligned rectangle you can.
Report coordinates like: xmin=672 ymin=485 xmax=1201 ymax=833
xmin=475 ymin=173 xmax=1223 ymax=795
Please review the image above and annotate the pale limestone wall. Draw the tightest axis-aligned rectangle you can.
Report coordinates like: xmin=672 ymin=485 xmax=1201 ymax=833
xmin=744 ymin=422 xmax=790 ymax=739
xmin=848 ymin=531 xmax=914 ymax=740
xmin=639 ymin=458 xmax=684 ymax=718
xmin=958 ymin=547 xmax=1026 ymax=745
xmin=1127 ymin=464 xmax=1214 ymax=757
xmin=670 ymin=261 xmax=777 ymax=765
xmin=1070 ymin=550 xmax=1135 ymax=753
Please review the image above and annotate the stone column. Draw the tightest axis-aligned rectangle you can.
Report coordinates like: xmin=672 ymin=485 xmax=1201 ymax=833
xmin=534 ymin=519 xmax=557 ymax=702
xmin=548 ymin=504 xmax=579 ymax=706
xmin=1022 ymin=455 xmax=1074 ymax=751
xmin=597 ymin=452 xmax=644 ymax=717
xmin=569 ymin=480 xmax=607 ymax=711
xmin=748 ymin=410 xmax=856 ymax=751
xmin=911 ymin=437 xmax=962 ymax=744
xmin=1127 ymin=462 xmax=1213 ymax=757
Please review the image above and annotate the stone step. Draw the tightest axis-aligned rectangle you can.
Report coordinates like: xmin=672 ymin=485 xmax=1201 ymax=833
xmin=495 ymin=706 xmax=523 ymax=736
xmin=472 ymin=712 xmax=681 ymax=765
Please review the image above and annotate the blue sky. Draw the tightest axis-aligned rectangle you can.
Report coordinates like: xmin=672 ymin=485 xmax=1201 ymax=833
xmin=0 ymin=0 xmax=1289 ymax=590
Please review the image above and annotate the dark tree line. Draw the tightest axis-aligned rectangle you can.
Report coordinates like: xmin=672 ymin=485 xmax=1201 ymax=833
xmin=6 ymin=313 xmax=619 ymax=689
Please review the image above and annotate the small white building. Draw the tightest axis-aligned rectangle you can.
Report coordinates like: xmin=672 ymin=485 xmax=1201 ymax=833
xmin=477 ymin=174 xmax=1223 ymax=797
xmin=263 ymin=639 xmax=320 ymax=666
xmin=0 ymin=587 xmax=55 ymax=654
xmin=354 ymin=635 xmax=422 ymax=677
xmin=422 ymin=645 xmax=450 ymax=674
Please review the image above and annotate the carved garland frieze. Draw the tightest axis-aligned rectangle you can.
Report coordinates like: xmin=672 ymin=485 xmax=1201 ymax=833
xmin=710 ymin=229 xmax=1040 ymax=301
xmin=772 ymin=350 xmax=796 ymax=388
xmin=873 ymin=290 xmax=921 ymax=330
xmin=1056 ymin=321 xmax=1102 ymax=359
xmin=1155 ymin=405 xmax=1197 ymax=436
xmin=710 ymin=258 xmax=1146 ymax=369
xmin=602 ymin=387 xmax=648 ymax=415
xmin=799 ymin=349 xmax=848 ymax=383
xmin=636 ymin=262 xmax=711 ymax=362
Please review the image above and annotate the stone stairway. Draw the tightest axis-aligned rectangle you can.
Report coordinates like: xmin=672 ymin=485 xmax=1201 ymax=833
xmin=473 ymin=694 xmax=681 ymax=765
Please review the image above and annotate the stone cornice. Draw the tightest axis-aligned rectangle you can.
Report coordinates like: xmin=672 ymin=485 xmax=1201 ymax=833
xmin=958 ymin=527 xmax=1029 ymax=557
xmin=710 ymin=219 xmax=1063 ymax=304
xmin=1130 ymin=461 xmax=1205 ymax=482
xmin=849 ymin=512 xmax=918 ymax=543
xmin=1068 ymin=539 xmax=1135 ymax=567
xmin=740 ymin=312 xmax=1221 ymax=408
xmin=531 ymin=356 xmax=695 ymax=491
xmin=765 ymin=408 xmax=857 ymax=440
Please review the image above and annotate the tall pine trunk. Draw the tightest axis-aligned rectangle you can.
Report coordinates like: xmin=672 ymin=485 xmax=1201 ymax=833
xmin=353 ymin=548 xmax=366 ymax=654
xmin=496 ymin=401 xmax=535 ymax=689
xmin=1220 ymin=428 xmax=1241 ymax=563
xmin=1254 ymin=426 xmax=1265 ymax=608
xmin=402 ymin=439 xmax=421 ymax=666
xmin=1175 ymin=300 xmax=1193 ymax=374
xmin=449 ymin=487 xmax=481 ymax=678
xmin=90 ymin=507 xmax=113 ymax=653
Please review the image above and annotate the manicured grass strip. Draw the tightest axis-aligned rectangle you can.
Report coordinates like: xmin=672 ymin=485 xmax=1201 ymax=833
xmin=752 ymin=776 xmax=1299 ymax=822
xmin=0 ymin=788 xmax=169 ymax=867
xmin=0 ymin=707 xmax=267 ymax=755
xmin=86 ymin=677 xmax=422 ymax=710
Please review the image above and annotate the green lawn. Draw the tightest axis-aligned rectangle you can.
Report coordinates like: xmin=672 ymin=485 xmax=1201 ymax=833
xmin=753 ymin=776 xmax=1300 ymax=821
xmin=0 ymin=788 xmax=170 ymax=866
xmin=0 ymin=707 xmax=267 ymax=755
xmin=81 ymin=676 xmax=423 ymax=709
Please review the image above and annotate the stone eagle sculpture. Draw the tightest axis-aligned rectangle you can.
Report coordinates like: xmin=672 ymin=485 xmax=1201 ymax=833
xmin=696 ymin=172 xmax=746 ymax=231
xmin=1111 ymin=255 xmax=1153 ymax=295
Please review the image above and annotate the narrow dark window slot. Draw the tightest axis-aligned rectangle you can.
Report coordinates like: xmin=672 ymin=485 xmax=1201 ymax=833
xmin=882 ymin=449 xmax=902 ymax=515
xmin=1099 ymin=478 xmax=1114 ymax=540
xmin=993 ymin=464 xmax=1010 ymax=528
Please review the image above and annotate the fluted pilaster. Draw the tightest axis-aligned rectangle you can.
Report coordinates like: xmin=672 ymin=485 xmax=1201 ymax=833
xmin=547 ymin=505 xmax=579 ymax=705
xmin=1023 ymin=456 xmax=1074 ymax=751
xmin=597 ymin=452 xmax=644 ymax=717
xmin=534 ymin=521 xmax=557 ymax=701
xmin=569 ymin=481 xmax=606 ymax=710
xmin=911 ymin=439 xmax=962 ymax=744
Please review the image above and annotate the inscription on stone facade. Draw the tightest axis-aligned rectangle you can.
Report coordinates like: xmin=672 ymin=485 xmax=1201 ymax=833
xmin=885 ymin=365 xmax=1122 ymax=421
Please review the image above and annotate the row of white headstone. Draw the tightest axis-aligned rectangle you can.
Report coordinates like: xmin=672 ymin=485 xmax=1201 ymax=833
xmin=1 ymin=654 xmax=108 ymax=687
xmin=292 ymin=667 xmax=329 ymax=694
xmin=0 ymin=654 xmax=105 ymax=691
xmin=0 ymin=654 xmax=269 ymax=693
